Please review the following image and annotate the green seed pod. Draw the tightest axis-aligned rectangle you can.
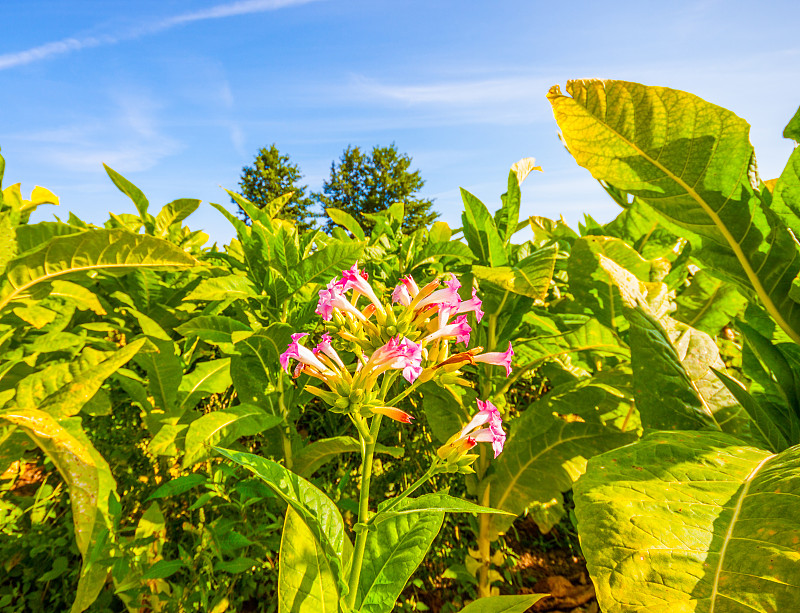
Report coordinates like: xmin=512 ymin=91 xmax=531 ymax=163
xmin=385 ymin=325 xmax=397 ymax=336
xmin=334 ymin=397 xmax=350 ymax=410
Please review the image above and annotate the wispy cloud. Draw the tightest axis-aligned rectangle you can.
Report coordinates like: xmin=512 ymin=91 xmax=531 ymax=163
xmin=0 ymin=0 xmax=319 ymax=71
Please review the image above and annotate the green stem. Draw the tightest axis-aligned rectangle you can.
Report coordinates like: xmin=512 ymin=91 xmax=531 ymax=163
xmin=384 ymin=378 xmax=423 ymax=407
xmin=345 ymin=414 xmax=383 ymax=608
xmin=476 ymin=446 xmax=493 ymax=598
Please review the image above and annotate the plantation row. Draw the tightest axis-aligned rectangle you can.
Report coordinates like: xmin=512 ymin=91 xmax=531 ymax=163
xmin=1 ymin=80 xmax=800 ymax=613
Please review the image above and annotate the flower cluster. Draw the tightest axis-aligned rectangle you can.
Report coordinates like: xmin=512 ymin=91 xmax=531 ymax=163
xmin=280 ymin=263 xmax=512 ymax=458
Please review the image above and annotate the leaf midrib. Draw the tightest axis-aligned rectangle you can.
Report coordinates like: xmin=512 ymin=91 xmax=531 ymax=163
xmin=708 ymin=453 xmax=775 ymax=611
xmin=566 ymin=88 xmax=800 ymax=345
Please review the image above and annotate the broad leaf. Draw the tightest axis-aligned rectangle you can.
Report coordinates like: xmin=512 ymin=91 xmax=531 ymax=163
xmin=486 ymin=400 xmax=637 ymax=537
xmin=0 ymin=229 xmax=198 ymax=311
xmin=574 ymin=431 xmax=800 ymax=613
xmin=548 ymin=79 xmax=800 ymax=345
xmin=373 ymin=493 xmax=511 ymax=525
xmin=278 ymin=506 xmax=339 ymax=613
xmin=215 ymin=448 xmax=348 ymax=596
xmin=473 ymin=245 xmax=557 ymax=301
xmin=154 ymin=198 xmax=200 ymax=237
xmin=326 ymin=207 xmax=366 ymax=241
xmin=184 ymin=274 xmax=257 ymax=301
xmin=674 ymin=269 xmax=748 ymax=336
xmin=355 ymin=502 xmax=444 ymax=613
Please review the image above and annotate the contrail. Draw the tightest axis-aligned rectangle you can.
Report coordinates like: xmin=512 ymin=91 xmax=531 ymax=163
xmin=0 ymin=0 xmax=319 ymax=71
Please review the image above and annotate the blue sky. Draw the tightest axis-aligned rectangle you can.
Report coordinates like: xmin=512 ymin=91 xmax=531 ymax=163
xmin=2 ymin=0 xmax=799 ymax=246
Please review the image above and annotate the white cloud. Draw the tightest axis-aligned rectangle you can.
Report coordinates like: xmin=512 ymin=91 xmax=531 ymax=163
xmin=0 ymin=0 xmax=319 ymax=71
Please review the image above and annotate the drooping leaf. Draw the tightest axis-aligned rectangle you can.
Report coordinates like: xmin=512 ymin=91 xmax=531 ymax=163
xmin=574 ymin=430 xmax=800 ymax=613
xmin=0 ymin=229 xmax=198 ymax=311
xmin=134 ymin=338 xmax=182 ymax=412
xmin=548 ymin=79 xmax=800 ymax=345
xmin=175 ymin=315 xmax=251 ymax=350
xmin=326 ymin=208 xmax=366 ymax=241
xmin=278 ymin=506 xmax=339 ymax=613
xmin=183 ymin=406 xmax=282 ymax=467
xmin=177 ymin=358 xmax=232 ymax=412
xmin=214 ymin=448 xmax=348 ymax=596
xmin=286 ymin=240 xmax=365 ymax=292
xmin=184 ymin=274 xmax=257 ymax=302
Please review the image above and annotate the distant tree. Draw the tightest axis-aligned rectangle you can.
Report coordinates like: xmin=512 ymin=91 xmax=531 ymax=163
xmin=235 ymin=144 xmax=316 ymax=233
xmin=315 ymin=143 xmax=437 ymax=235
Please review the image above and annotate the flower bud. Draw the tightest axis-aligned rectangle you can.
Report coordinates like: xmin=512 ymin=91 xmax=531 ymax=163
xmin=334 ymin=397 xmax=350 ymax=410
xmin=349 ymin=389 xmax=364 ymax=403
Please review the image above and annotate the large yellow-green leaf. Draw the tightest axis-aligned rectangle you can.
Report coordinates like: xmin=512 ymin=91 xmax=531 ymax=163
xmin=456 ymin=595 xmax=548 ymax=613
xmin=673 ymin=269 xmax=748 ymax=336
xmin=0 ymin=229 xmax=198 ymax=311
xmin=549 ymin=79 xmax=800 ymax=344
xmin=485 ymin=399 xmax=637 ymax=537
xmin=574 ymin=431 xmax=800 ymax=613
xmin=278 ymin=507 xmax=339 ymax=613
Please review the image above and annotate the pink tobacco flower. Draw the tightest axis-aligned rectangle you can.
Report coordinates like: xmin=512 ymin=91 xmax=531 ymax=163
xmin=316 ymin=278 xmax=367 ymax=322
xmin=280 ymin=333 xmax=332 ymax=376
xmin=474 ymin=342 xmax=513 ymax=377
xmin=423 ymin=315 xmax=471 ymax=346
xmin=460 ymin=399 xmax=506 ymax=458
xmin=365 ymin=337 xmax=424 ymax=383
xmin=415 ymin=284 xmax=461 ymax=312
xmin=313 ymin=333 xmax=346 ymax=370
xmin=391 ymin=275 xmax=421 ymax=306
xmin=340 ymin=263 xmax=385 ymax=313
xmin=456 ymin=288 xmax=484 ymax=323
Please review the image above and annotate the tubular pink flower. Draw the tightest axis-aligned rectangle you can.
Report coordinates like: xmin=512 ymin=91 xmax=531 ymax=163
xmin=341 ymin=263 xmax=385 ymax=313
xmin=280 ymin=333 xmax=332 ymax=375
xmin=423 ymin=315 xmax=471 ymax=346
xmin=415 ymin=285 xmax=461 ymax=312
xmin=457 ymin=288 xmax=484 ymax=323
xmin=473 ymin=342 xmax=513 ymax=376
xmin=459 ymin=399 xmax=506 ymax=458
xmin=392 ymin=283 xmax=412 ymax=306
xmin=402 ymin=275 xmax=420 ymax=296
xmin=445 ymin=273 xmax=461 ymax=291
xmin=314 ymin=333 xmax=346 ymax=370
xmin=317 ymin=278 xmax=367 ymax=322
xmin=362 ymin=336 xmax=423 ymax=383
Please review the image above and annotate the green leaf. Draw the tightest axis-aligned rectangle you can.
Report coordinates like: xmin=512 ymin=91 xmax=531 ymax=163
xmin=460 ymin=188 xmax=508 ymax=267
xmin=184 ymin=274 xmax=257 ymax=301
xmin=135 ymin=338 xmax=182 ymax=412
xmin=574 ymin=430 xmax=800 ymax=613
xmin=140 ymin=559 xmax=184 ymax=580
xmin=0 ymin=229 xmax=198 ymax=312
xmin=177 ymin=358 xmax=232 ymax=411
xmin=47 ymin=280 xmax=106 ymax=315
xmin=355 ymin=502 xmax=444 ymax=613
xmin=154 ymin=198 xmax=200 ymax=237
xmin=183 ymin=406 xmax=282 ymax=468
xmin=408 ymin=240 xmax=475 ymax=272
xmin=103 ymin=165 xmax=153 ymax=231
xmin=326 ymin=207 xmax=366 ymax=241
xmin=784 ymin=105 xmax=800 ymax=143
xmin=486 ymin=400 xmax=637 ymax=537
xmin=456 ymin=594 xmax=549 ymax=613
xmin=287 ymin=239 xmax=365 ymax=292
xmin=292 ymin=436 xmax=404 ymax=478
xmin=147 ymin=473 xmax=208 ymax=500
xmin=374 ymin=493 xmax=511 ymax=525
xmin=279 ymin=506 xmax=339 ymax=613
xmin=38 ymin=339 xmax=146 ymax=418
xmin=548 ymin=79 xmax=800 ymax=345
xmin=473 ymin=245 xmax=556 ymax=301
xmin=495 ymin=169 xmax=522 ymax=244
xmin=674 ymin=269 xmax=748 ymax=336
xmin=214 ymin=447 xmax=348 ymax=596
xmin=175 ymin=315 xmax=251 ymax=350
xmin=232 ymin=323 xmax=294 ymax=391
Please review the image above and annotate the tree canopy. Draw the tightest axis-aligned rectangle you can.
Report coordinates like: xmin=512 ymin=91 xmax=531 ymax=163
xmin=234 ymin=144 xmax=317 ymax=233
xmin=314 ymin=143 xmax=438 ymax=235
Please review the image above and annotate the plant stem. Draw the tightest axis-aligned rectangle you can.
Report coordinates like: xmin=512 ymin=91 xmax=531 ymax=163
xmin=345 ymin=414 xmax=382 ymax=608
xmin=476 ymin=446 xmax=493 ymax=598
